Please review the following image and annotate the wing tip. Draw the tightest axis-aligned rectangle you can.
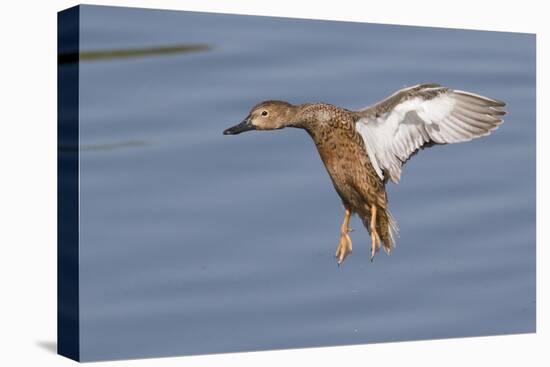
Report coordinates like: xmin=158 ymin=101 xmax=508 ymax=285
xmin=453 ymin=89 xmax=506 ymax=108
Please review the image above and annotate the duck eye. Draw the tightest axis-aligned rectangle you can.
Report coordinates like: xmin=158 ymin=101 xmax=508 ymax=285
xmin=261 ymin=110 xmax=268 ymax=117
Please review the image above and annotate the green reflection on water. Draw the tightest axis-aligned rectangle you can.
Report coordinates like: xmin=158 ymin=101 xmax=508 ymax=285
xmin=59 ymin=44 xmax=210 ymax=64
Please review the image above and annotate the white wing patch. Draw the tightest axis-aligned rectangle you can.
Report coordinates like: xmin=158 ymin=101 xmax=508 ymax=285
xmin=356 ymin=87 xmax=505 ymax=183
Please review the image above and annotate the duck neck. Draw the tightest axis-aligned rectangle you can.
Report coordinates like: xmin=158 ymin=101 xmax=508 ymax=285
xmin=287 ymin=103 xmax=323 ymax=133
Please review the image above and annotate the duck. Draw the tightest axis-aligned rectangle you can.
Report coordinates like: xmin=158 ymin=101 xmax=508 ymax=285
xmin=223 ymin=83 xmax=506 ymax=265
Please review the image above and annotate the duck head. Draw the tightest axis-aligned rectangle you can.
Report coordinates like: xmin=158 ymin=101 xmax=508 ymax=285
xmin=223 ymin=100 xmax=297 ymax=135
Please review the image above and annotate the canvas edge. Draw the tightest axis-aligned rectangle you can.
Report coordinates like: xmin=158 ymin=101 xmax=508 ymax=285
xmin=57 ymin=4 xmax=81 ymax=362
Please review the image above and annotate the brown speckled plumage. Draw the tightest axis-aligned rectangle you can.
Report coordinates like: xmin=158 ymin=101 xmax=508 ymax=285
xmin=224 ymin=83 xmax=506 ymax=264
xmin=296 ymin=103 xmax=394 ymax=251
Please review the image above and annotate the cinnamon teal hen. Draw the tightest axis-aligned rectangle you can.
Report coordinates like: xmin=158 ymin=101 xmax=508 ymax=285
xmin=223 ymin=83 xmax=506 ymax=265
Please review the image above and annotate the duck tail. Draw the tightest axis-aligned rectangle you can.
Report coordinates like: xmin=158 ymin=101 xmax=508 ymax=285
xmin=380 ymin=208 xmax=399 ymax=254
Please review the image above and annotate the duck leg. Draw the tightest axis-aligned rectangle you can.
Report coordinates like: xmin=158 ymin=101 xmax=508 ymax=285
xmin=335 ymin=208 xmax=353 ymax=265
xmin=370 ymin=204 xmax=382 ymax=261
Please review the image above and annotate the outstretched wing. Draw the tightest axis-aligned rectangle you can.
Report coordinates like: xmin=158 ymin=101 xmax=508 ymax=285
xmin=355 ymin=83 xmax=506 ymax=183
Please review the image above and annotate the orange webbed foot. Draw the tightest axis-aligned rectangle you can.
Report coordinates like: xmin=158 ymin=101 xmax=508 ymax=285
xmin=335 ymin=228 xmax=353 ymax=266
xmin=369 ymin=230 xmax=381 ymax=262
xmin=369 ymin=204 xmax=381 ymax=262
xmin=335 ymin=208 xmax=353 ymax=266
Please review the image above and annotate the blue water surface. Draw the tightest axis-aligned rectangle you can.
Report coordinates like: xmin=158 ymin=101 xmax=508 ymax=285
xmin=74 ymin=5 xmax=535 ymax=361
